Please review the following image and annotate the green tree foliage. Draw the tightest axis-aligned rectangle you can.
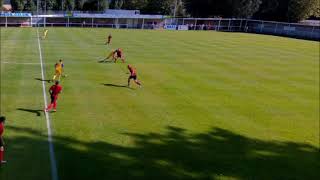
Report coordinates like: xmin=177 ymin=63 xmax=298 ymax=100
xmin=287 ymin=0 xmax=319 ymax=22
xmin=8 ymin=0 xmax=319 ymax=21
xmin=82 ymin=0 xmax=107 ymax=11
xmin=232 ymin=0 xmax=262 ymax=18
xmin=184 ymin=0 xmax=213 ymax=17
xmin=255 ymin=0 xmax=290 ymax=21
xmin=122 ymin=0 xmax=148 ymax=10
xmin=97 ymin=0 xmax=108 ymax=11
xmin=184 ymin=0 xmax=262 ymax=18
xmin=118 ymin=0 xmax=177 ymax=15
xmin=110 ymin=0 xmax=124 ymax=9
xmin=40 ymin=0 xmax=58 ymax=11
xmin=64 ymin=0 xmax=75 ymax=10
xmin=82 ymin=0 xmax=94 ymax=10
xmin=23 ymin=0 xmax=36 ymax=11
xmin=11 ymin=0 xmax=25 ymax=11
xmin=254 ymin=0 xmax=279 ymax=19
xmin=310 ymin=0 xmax=320 ymax=18
xmin=75 ymin=0 xmax=86 ymax=10
xmin=254 ymin=0 xmax=318 ymax=21
xmin=175 ymin=0 xmax=186 ymax=17
xmin=143 ymin=0 xmax=175 ymax=15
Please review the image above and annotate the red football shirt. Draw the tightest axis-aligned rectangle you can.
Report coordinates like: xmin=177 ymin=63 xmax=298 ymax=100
xmin=0 ymin=122 xmax=4 ymax=136
xmin=129 ymin=67 xmax=137 ymax=76
xmin=50 ymin=85 xmax=62 ymax=97
xmin=116 ymin=50 xmax=122 ymax=57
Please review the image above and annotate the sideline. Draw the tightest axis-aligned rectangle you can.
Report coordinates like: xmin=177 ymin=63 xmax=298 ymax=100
xmin=36 ymin=28 xmax=59 ymax=180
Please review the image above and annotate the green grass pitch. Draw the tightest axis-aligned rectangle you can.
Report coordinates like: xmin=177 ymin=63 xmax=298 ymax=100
xmin=0 ymin=28 xmax=319 ymax=180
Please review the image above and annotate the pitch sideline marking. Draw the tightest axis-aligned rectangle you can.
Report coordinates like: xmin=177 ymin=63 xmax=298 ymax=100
xmin=36 ymin=28 xmax=59 ymax=180
xmin=1 ymin=62 xmax=40 ymax=65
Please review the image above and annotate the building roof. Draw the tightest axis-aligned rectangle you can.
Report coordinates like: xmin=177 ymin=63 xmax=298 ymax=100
xmin=2 ymin=4 xmax=12 ymax=11
xmin=103 ymin=9 xmax=140 ymax=15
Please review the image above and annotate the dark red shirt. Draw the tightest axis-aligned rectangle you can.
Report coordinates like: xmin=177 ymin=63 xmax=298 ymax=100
xmin=129 ymin=67 xmax=137 ymax=76
xmin=50 ymin=85 xmax=62 ymax=97
xmin=0 ymin=122 xmax=4 ymax=136
xmin=116 ymin=50 xmax=122 ymax=57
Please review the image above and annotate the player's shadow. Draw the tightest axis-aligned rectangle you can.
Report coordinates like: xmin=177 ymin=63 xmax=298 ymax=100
xmin=17 ymin=108 xmax=43 ymax=116
xmin=98 ymin=60 xmax=113 ymax=63
xmin=34 ymin=78 xmax=51 ymax=83
xmin=102 ymin=83 xmax=132 ymax=89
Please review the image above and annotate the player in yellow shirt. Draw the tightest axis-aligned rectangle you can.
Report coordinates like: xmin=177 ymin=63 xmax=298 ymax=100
xmin=42 ymin=29 xmax=48 ymax=40
xmin=58 ymin=59 xmax=66 ymax=77
xmin=52 ymin=60 xmax=63 ymax=82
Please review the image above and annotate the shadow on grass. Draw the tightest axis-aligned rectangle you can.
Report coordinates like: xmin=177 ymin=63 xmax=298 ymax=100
xmin=3 ymin=125 xmax=319 ymax=180
xmin=16 ymin=108 xmax=43 ymax=116
xmin=98 ymin=60 xmax=113 ymax=63
xmin=102 ymin=83 xmax=132 ymax=89
xmin=34 ymin=78 xmax=51 ymax=83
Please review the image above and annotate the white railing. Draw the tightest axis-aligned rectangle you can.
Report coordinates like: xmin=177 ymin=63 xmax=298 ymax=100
xmin=0 ymin=16 xmax=319 ymax=40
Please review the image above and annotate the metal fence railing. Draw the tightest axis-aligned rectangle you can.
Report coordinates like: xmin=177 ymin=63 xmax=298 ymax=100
xmin=0 ymin=16 xmax=319 ymax=40
xmin=164 ymin=18 xmax=320 ymax=40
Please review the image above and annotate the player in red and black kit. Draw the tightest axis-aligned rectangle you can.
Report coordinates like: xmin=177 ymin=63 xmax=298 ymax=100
xmin=114 ymin=48 xmax=125 ymax=63
xmin=0 ymin=116 xmax=6 ymax=165
xmin=106 ymin=34 xmax=112 ymax=45
xmin=45 ymin=81 xmax=63 ymax=112
xmin=128 ymin=65 xmax=142 ymax=87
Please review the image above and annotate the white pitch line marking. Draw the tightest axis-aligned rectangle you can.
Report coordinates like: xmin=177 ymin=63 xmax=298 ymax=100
xmin=1 ymin=62 xmax=40 ymax=65
xmin=36 ymin=28 xmax=59 ymax=180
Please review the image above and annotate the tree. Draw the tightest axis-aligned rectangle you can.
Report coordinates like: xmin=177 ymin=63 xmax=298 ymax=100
xmin=143 ymin=0 xmax=177 ymax=15
xmin=64 ymin=0 xmax=75 ymax=10
xmin=23 ymin=0 xmax=36 ymax=11
xmin=82 ymin=0 xmax=107 ymax=11
xmin=83 ymin=0 xmax=95 ymax=11
xmin=255 ymin=0 xmax=290 ymax=21
xmin=75 ymin=0 xmax=86 ymax=10
xmin=184 ymin=0 xmax=262 ymax=18
xmin=97 ymin=0 xmax=108 ymax=11
xmin=232 ymin=0 xmax=262 ymax=18
xmin=6 ymin=0 xmax=317 ymax=22
xmin=110 ymin=0 xmax=124 ymax=9
xmin=254 ymin=0 xmax=279 ymax=19
xmin=122 ymin=0 xmax=148 ymax=10
xmin=310 ymin=0 xmax=320 ymax=18
xmin=113 ymin=0 xmax=178 ymax=15
xmin=40 ymin=0 xmax=57 ymax=11
xmin=287 ymin=0 xmax=319 ymax=22
xmin=11 ymin=0 xmax=25 ymax=11
xmin=175 ymin=0 xmax=187 ymax=17
xmin=184 ymin=0 xmax=212 ymax=17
